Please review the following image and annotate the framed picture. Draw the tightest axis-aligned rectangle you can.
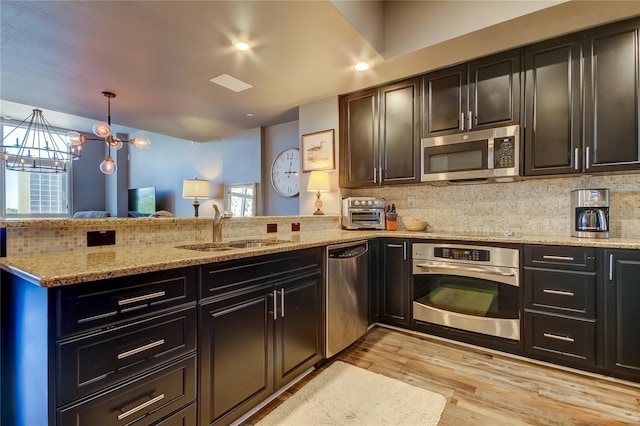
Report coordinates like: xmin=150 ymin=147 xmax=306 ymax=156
xmin=301 ymin=129 xmax=335 ymax=172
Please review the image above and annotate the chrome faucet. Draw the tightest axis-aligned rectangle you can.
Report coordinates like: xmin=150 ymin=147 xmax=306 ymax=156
xmin=212 ymin=205 xmax=224 ymax=242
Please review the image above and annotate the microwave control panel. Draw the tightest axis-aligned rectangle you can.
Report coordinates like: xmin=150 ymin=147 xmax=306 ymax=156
xmin=494 ymin=136 xmax=515 ymax=169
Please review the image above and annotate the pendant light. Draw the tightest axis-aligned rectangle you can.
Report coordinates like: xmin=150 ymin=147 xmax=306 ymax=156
xmin=0 ymin=108 xmax=81 ymax=173
xmin=65 ymin=91 xmax=150 ymax=175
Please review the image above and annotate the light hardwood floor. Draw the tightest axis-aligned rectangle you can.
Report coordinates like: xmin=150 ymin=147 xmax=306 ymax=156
xmin=244 ymin=326 xmax=640 ymax=425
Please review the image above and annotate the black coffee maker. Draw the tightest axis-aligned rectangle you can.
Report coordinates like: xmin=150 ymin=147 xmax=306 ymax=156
xmin=571 ymin=189 xmax=610 ymax=238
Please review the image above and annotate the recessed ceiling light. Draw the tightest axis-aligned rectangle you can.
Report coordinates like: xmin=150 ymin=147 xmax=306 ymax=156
xmin=209 ymin=74 xmax=253 ymax=93
xmin=234 ymin=41 xmax=250 ymax=51
xmin=246 ymin=113 xmax=255 ymax=117
xmin=354 ymin=62 xmax=370 ymax=71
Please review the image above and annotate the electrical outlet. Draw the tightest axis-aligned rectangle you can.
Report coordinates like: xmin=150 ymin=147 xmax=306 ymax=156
xmin=407 ymin=196 xmax=416 ymax=207
xmin=87 ymin=230 xmax=116 ymax=247
xmin=291 ymin=223 xmax=300 ymax=232
xmin=267 ymin=223 xmax=278 ymax=233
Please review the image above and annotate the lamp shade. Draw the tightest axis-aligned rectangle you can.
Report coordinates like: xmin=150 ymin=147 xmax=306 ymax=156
xmin=307 ymin=171 xmax=331 ymax=192
xmin=182 ymin=178 xmax=211 ymax=199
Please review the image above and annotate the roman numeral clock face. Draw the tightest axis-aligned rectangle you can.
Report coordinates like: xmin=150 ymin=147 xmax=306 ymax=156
xmin=271 ymin=148 xmax=300 ymax=197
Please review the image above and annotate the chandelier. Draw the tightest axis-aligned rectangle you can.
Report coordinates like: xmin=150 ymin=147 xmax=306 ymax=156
xmin=0 ymin=108 xmax=81 ymax=173
xmin=65 ymin=91 xmax=150 ymax=175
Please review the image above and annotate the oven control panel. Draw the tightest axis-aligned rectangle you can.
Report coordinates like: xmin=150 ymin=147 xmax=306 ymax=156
xmin=434 ymin=247 xmax=490 ymax=262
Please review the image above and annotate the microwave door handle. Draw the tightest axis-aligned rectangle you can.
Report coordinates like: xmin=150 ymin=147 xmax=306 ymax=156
xmin=415 ymin=262 xmax=516 ymax=277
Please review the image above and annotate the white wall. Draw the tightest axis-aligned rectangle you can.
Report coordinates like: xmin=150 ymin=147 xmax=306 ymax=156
xmin=298 ymin=96 xmax=341 ymax=216
xmin=129 ymin=128 xmax=261 ymax=217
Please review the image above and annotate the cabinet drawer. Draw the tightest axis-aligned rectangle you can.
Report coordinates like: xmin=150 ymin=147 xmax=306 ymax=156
xmin=153 ymin=402 xmax=196 ymax=426
xmin=200 ymin=248 xmax=321 ymax=300
xmin=57 ymin=307 xmax=196 ymax=406
xmin=57 ymin=267 xmax=197 ymax=338
xmin=524 ymin=312 xmax=595 ymax=365
xmin=524 ymin=245 xmax=596 ymax=271
xmin=524 ymin=269 xmax=596 ymax=318
xmin=57 ymin=355 xmax=196 ymax=426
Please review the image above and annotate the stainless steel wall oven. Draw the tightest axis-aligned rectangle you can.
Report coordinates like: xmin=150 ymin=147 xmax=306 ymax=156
xmin=413 ymin=242 xmax=520 ymax=341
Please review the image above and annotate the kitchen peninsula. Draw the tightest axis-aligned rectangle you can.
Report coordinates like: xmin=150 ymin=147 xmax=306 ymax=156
xmin=1 ymin=216 xmax=640 ymax=425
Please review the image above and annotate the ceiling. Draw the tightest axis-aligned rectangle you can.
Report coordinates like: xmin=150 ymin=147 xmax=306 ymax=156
xmin=1 ymin=1 xmax=639 ymax=142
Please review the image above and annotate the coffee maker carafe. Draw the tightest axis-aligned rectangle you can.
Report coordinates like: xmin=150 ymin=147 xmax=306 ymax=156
xmin=571 ymin=189 xmax=610 ymax=238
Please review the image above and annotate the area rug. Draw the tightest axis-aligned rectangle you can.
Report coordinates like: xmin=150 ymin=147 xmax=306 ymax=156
xmin=256 ymin=361 xmax=447 ymax=426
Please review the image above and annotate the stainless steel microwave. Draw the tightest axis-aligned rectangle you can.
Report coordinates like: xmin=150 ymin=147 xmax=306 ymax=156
xmin=421 ymin=125 xmax=520 ymax=184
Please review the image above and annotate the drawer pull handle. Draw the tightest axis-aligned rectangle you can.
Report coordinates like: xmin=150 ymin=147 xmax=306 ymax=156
xmin=117 ymin=393 xmax=165 ymax=420
xmin=118 ymin=291 xmax=166 ymax=306
xmin=542 ymin=289 xmax=575 ymax=297
xmin=542 ymin=255 xmax=575 ymax=261
xmin=117 ymin=339 xmax=165 ymax=360
xmin=543 ymin=332 xmax=575 ymax=343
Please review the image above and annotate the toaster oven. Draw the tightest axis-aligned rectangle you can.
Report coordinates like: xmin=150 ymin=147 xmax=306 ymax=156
xmin=342 ymin=197 xmax=385 ymax=230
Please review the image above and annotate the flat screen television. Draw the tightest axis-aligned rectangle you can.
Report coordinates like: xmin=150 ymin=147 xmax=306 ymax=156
xmin=128 ymin=186 xmax=156 ymax=215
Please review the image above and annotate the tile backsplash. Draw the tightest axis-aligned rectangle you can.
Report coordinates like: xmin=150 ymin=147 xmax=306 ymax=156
xmin=352 ymin=174 xmax=640 ymax=238
xmin=2 ymin=215 xmax=341 ymax=256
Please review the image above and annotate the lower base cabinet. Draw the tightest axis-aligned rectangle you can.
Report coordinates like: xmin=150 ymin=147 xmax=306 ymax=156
xmin=380 ymin=239 xmax=411 ymax=326
xmin=198 ymin=248 xmax=323 ymax=426
xmin=604 ymin=250 xmax=640 ymax=381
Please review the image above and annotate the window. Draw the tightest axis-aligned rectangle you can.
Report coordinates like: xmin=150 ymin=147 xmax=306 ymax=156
xmin=224 ymin=183 xmax=256 ymax=217
xmin=1 ymin=122 xmax=73 ymax=218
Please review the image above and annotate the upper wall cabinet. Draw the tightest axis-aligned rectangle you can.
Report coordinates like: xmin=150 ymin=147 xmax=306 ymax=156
xmin=340 ymin=77 xmax=420 ymax=188
xmin=584 ymin=20 xmax=640 ymax=173
xmin=524 ymin=35 xmax=582 ymax=176
xmin=524 ymin=18 xmax=640 ymax=176
xmin=422 ymin=50 xmax=521 ymax=137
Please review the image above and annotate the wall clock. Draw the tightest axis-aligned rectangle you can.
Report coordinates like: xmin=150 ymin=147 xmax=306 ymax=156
xmin=271 ymin=148 xmax=300 ymax=197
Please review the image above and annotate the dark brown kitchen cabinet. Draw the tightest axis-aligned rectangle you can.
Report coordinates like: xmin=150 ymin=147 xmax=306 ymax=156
xmin=422 ymin=50 xmax=521 ymax=137
xmin=198 ymin=248 xmax=323 ymax=426
xmin=368 ymin=239 xmax=381 ymax=324
xmin=523 ymin=245 xmax=599 ymax=368
xmin=340 ymin=77 xmax=420 ymax=188
xmin=524 ymin=34 xmax=582 ymax=176
xmin=604 ymin=249 xmax=640 ymax=381
xmin=524 ymin=18 xmax=640 ymax=177
xmin=584 ymin=20 xmax=640 ymax=173
xmin=380 ymin=239 xmax=411 ymax=326
xmin=1 ymin=267 xmax=198 ymax=426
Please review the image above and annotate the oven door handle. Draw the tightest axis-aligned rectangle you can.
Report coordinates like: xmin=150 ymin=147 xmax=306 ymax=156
xmin=414 ymin=262 xmax=516 ymax=277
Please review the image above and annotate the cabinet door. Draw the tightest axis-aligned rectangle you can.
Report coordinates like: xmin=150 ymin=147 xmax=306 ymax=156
xmin=340 ymin=88 xmax=379 ymax=188
xmin=604 ymin=250 xmax=640 ymax=380
xmin=199 ymin=285 xmax=274 ymax=426
xmin=381 ymin=239 xmax=411 ymax=326
xmin=368 ymin=239 xmax=381 ymax=324
xmin=584 ymin=21 xmax=640 ymax=173
xmin=469 ymin=50 xmax=521 ymax=130
xmin=274 ymin=272 xmax=323 ymax=390
xmin=380 ymin=78 xmax=421 ymax=184
xmin=422 ymin=64 xmax=467 ymax=136
xmin=524 ymin=36 xmax=582 ymax=176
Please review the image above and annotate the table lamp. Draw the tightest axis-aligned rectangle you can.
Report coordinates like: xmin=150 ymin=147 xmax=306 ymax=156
xmin=182 ymin=178 xmax=211 ymax=217
xmin=307 ymin=171 xmax=331 ymax=215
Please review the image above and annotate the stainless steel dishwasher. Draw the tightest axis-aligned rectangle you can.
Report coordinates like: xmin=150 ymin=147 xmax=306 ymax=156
xmin=325 ymin=240 xmax=369 ymax=358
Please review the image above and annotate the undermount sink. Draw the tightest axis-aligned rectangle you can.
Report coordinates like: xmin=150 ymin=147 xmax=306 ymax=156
xmin=176 ymin=239 xmax=289 ymax=252
xmin=226 ymin=240 xmax=287 ymax=249
xmin=175 ymin=243 xmax=233 ymax=252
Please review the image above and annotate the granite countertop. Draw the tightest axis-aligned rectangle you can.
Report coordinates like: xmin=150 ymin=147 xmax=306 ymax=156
xmin=2 ymin=229 xmax=639 ymax=288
